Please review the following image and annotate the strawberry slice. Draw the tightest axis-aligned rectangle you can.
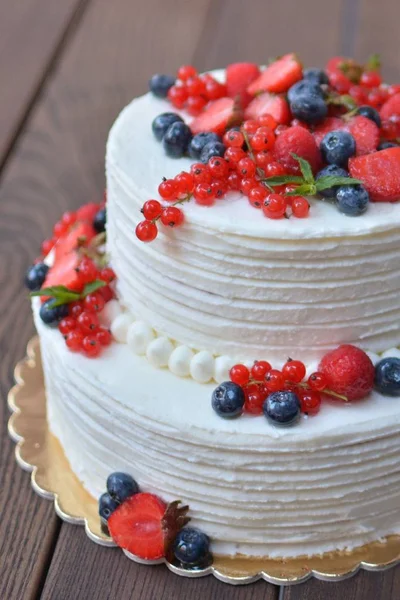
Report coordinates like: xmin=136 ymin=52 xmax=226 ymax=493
xmin=226 ymin=62 xmax=260 ymax=108
xmin=108 ymin=493 xmax=190 ymax=560
xmin=326 ymin=57 xmax=360 ymax=93
xmin=312 ymin=117 xmax=343 ymax=146
xmin=247 ymin=54 xmax=303 ymax=95
xmin=344 ymin=115 xmax=379 ymax=156
xmin=190 ymin=97 xmax=241 ymax=135
xmin=54 ymin=221 xmax=96 ymax=263
xmin=349 ymin=147 xmax=400 ymax=202
xmin=42 ymin=252 xmax=82 ymax=298
xmin=380 ymin=93 xmax=400 ymax=120
xmin=76 ymin=202 xmax=101 ymax=223
xmin=244 ymin=92 xmax=291 ymax=125
xmin=274 ymin=126 xmax=322 ymax=175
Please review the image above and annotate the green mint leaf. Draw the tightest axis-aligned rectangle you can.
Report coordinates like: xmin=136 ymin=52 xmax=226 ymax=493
xmin=315 ymin=176 xmax=362 ymax=192
xmin=262 ymin=175 xmax=304 ymax=186
xmin=327 ymin=94 xmax=357 ymax=111
xmin=338 ymin=61 xmax=363 ymax=84
xmin=30 ymin=285 xmax=81 ymax=303
xmin=81 ymin=280 xmax=107 ymax=297
xmin=291 ymin=154 xmax=314 ymax=184
xmin=365 ymin=53 xmax=381 ymax=72
xmin=285 ymin=183 xmax=316 ymax=196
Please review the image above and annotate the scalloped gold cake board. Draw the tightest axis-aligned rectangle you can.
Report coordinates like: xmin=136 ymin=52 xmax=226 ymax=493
xmin=7 ymin=336 xmax=400 ymax=586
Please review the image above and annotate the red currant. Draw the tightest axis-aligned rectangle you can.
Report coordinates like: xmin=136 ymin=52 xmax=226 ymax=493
xmin=308 ymin=371 xmax=328 ymax=391
xmin=349 ymin=85 xmax=368 ymax=104
xmin=388 ymin=84 xmax=400 ymax=96
xmin=186 ymin=95 xmax=207 ymax=116
xmin=135 ymin=220 xmax=158 ymax=242
xmin=360 ymin=71 xmax=382 ymax=88
xmin=190 ymin=163 xmax=211 ymax=183
xmin=65 ymin=330 xmax=84 ymax=352
xmin=367 ymin=88 xmax=386 ymax=108
xmin=263 ymin=194 xmax=286 ymax=219
xmin=251 ymin=360 xmax=272 ymax=381
xmin=160 ymin=206 xmax=184 ymax=227
xmin=82 ymin=335 xmax=102 ymax=358
xmin=224 ymin=147 xmax=246 ymax=166
xmin=237 ymin=157 xmax=256 ymax=178
xmin=227 ymin=171 xmax=240 ymax=190
xmin=248 ymin=185 xmax=267 ymax=208
xmin=282 ymin=359 xmax=306 ymax=383
xmin=299 ymin=389 xmax=321 ymax=416
xmin=77 ymin=257 xmax=98 ymax=284
xmin=204 ymin=78 xmax=226 ymax=100
xmin=177 ymin=65 xmax=197 ymax=81
xmin=58 ymin=316 xmax=77 ymax=335
xmin=265 ymin=369 xmax=285 ymax=392
xmin=99 ymin=267 xmax=116 ymax=283
xmin=257 ymin=114 xmax=277 ymax=130
xmin=208 ymin=156 xmax=229 ymax=178
xmin=96 ymin=327 xmax=112 ymax=346
xmin=223 ymin=130 xmax=245 ymax=148
xmin=250 ymin=127 xmax=275 ymax=151
xmin=186 ymin=76 xmax=206 ymax=96
xmin=167 ymin=85 xmax=188 ymax=109
xmin=255 ymin=150 xmax=273 ymax=168
xmin=174 ymin=171 xmax=194 ymax=195
xmin=265 ymin=162 xmax=286 ymax=177
xmin=193 ymin=182 xmax=216 ymax=206
xmin=61 ymin=211 xmax=77 ymax=227
xmin=84 ymin=292 xmax=106 ymax=313
xmin=242 ymin=120 xmax=259 ymax=135
xmin=142 ymin=199 xmax=162 ymax=220
xmin=240 ymin=177 xmax=258 ymax=195
xmin=211 ymin=179 xmax=228 ymax=198
xmin=69 ymin=300 xmax=84 ymax=318
xmin=244 ymin=386 xmax=264 ymax=415
xmin=229 ymin=364 xmax=250 ymax=386
xmin=99 ymin=285 xmax=114 ymax=302
xmin=292 ymin=196 xmax=310 ymax=218
xmin=41 ymin=238 xmax=56 ymax=256
xmin=158 ymin=178 xmax=177 ymax=201
xmin=53 ymin=221 xmax=68 ymax=238
xmin=77 ymin=310 xmax=100 ymax=333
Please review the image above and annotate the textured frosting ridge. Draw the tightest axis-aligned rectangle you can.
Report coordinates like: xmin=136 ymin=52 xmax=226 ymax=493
xmin=106 ymin=76 xmax=400 ymax=364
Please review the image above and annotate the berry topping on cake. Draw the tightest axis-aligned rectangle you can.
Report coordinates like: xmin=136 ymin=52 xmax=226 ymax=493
xmin=173 ymin=527 xmax=211 ymax=568
xmin=226 ymin=62 xmax=260 ymax=108
xmin=39 ymin=298 xmax=69 ymax=327
xmin=200 ymin=140 xmax=226 ymax=164
xmin=93 ymin=207 xmax=106 ymax=233
xmin=188 ymin=132 xmax=222 ymax=160
xmin=380 ymin=92 xmax=400 ymax=120
xmin=356 ymin=105 xmax=381 ymax=128
xmin=211 ymin=381 xmax=245 ymax=418
xmin=374 ymin=358 xmax=400 ymax=397
xmin=107 ymin=472 xmax=139 ymax=503
xmin=152 ymin=113 xmax=184 ymax=142
xmin=263 ymin=390 xmax=301 ymax=427
xmin=163 ymin=121 xmax=192 ymax=158
xmin=190 ymin=97 xmax=240 ymax=135
xmin=319 ymin=344 xmax=375 ymax=401
xmin=349 ymin=147 xmax=400 ymax=201
xmin=25 ymin=262 xmax=49 ymax=291
xmin=98 ymin=492 xmax=119 ymax=523
xmin=149 ymin=74 xmax=176 ymax=98
xmin=247 ymin=54 xmax=303 ymax=95
xmin=274 ymin=126 xmax=321 ymax=174
xmin=320 ymin=130 xmax=356 ymax=166
xmin=336 ymin=184 xmax=370 ymax=216
xmin=303 ymin=68 xmax=329 ymax=86
xmin=315 ymin=165 xmax=349 ymax=199
xmin=245 ymin=93 xmax=290 ymax=125
xmin=345 ymin=115 xmax=379 ymax=156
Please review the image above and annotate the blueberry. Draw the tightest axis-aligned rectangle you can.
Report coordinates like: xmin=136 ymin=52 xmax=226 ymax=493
xmin=93 ymin=207 xmax=106 ymax=233
xmin=336 ymin=184 xmax=369 ymax=216
xmin=106 ymin=472 xmax=139 ymax=503
xmin=356 ymin=105 xmax=381 ymax=128
xmin=200 ymin=141 xmax=226 ymax=164
xmin=320 ymin=130 xmax=356 ymax=166
xmin=152 ymin=113 xmax=184 ymax=142
xmin=98 ymin=492 xmax=119 ymax=523
xmin=375 ymin=357 xmax=400 ymax=396
xmin=378 ymin=141 xmax=398 ymax=151
xmin=163 ymin=122 xmax=192 ymax=158
xmin=290 ymin=94 xmax=328 ymax=124
xmin=212 ymin=381 xmax=245 ymax=418
xmin=39 ymin=299 xmax=69 ymax=327
xmin=25 ymin=262 xmax=49 ymax=291
xmin=173 ymin=527 xmax=211 ymax=567
xmin=303 ymin=68 xmax=329 ymax=86
xmin=188 ymin=132 xmax=222 ymax=160
xmin=287 ymin=79 xmax=324 ymax=104
xmin=149 ymin=74 xmax=176 ymax=98
xmin=316 ymin=165 xmax=349 ymax=199
xmin=263 ymin=391 xmax=301 ymax=427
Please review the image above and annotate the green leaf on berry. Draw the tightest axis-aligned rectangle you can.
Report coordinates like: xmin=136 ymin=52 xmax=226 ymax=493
xmin=315 ymin=176 xmax=362 ymax=192
xmin=338 ymin=61 xmax=363 ymax=84
xmin=30 ymin=285 xmax=80 ymax=304
xmin=262 ymin=175 xmax=304 ymax=186
xmin=327 ymin=93 xmax=357 ymax=111
xmin=291 ymin=154 xmax=314 ymax=184
xmin=82 ymin=280 xmax=107 ymax=296
xmin=285 ymin=183 xmax=317 ymax=196
xmin=365 ymin=53 xmax=381 ymax=72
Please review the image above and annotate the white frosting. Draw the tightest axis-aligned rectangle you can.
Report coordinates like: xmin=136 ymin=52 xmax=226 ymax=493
xmin=168 ymin=345 xmax=194 ymax=377
xmin=110 ymin=313 xmax=134 ymax=343
xmin=127 ymin=320 xmax=155 ymax=355
xmin=146 ymin=337 xmax=174 ymax=368
xmin=33 ymin=299 xmax=400 ymax=559
xmin=106 ymin=70 xmax=400 ymax=364
xmin=190 ymin=350 xmax=214 ymax=383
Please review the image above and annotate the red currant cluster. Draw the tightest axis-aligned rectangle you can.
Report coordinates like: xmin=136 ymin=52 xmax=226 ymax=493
xmin=229 ymin=359 xmax=330 ymax=417
xmin=168 ymin=65 xmax=227 ymax=116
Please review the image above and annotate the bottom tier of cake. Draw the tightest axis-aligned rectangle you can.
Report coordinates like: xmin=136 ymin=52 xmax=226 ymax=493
xmin=33 ymin=299 xmax=400 ymax=559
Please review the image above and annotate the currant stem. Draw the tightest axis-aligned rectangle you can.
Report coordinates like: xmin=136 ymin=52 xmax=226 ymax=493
xmin=151 ymin=192 xmax=193 ymax=224
xmin=247 ymin=377 xmax=349 ymax=402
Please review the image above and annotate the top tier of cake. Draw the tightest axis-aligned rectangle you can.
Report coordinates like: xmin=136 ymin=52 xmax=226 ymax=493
xmin=106 ymin=71 xmax=400 ymax=365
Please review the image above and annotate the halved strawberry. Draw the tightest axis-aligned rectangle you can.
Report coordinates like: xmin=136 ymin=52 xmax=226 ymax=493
xmin=244 ymin=92 xmax=291 ymax=125
xmin=274 ymin=126 xmax=322 ymax=175
xmin=108 ymin=493 xmax=190 ymax=561
xmin=226 ymin=62 xmax=260 ymax=108
xmin=190 ymin=97 xmax=241 ymax=135
xmin=380 ymin=93 xmax=400 ymax=120
xmin=326 ymin=57 xmax=360 ymax=93
xmin=349 ymin=147 xmax=400 ymax=202
xmin=344 ymin=115 xmax=379 ymax=156
xmin=54 ymin=221 xmax=96 ymax=263
xmin=312 ymin=117 xmax=343 ymax=146
xmin=42 ymin=252 xmax=82 ymax=298
xmin=247 ymin=54 xmax=302 ymax=95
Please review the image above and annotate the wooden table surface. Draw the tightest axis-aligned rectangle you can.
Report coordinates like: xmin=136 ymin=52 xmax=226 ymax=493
xmin=1 ymin=1 xmax=399 ymax=598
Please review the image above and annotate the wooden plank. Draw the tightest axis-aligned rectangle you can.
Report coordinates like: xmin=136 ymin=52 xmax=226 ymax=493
xmin=355 ymin=0 xmax=400 ymax=82
xmin=41 ymin=527 xmax=278 ymax=600
xmin=0 ymin=0 xmax=89 ymax=167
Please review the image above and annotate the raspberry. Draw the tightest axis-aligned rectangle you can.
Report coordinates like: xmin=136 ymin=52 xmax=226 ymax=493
xmin=274 ymin=126 xmax=321 ymax=175
xmin=318 ymin=344 xmax=375 ymax=401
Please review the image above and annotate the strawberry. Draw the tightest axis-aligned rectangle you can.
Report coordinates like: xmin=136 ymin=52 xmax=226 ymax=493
xmin=326 ymin=57 xmax=361 ymax=93
xmin=190 ymin=97 xmax=242 ymax=135
xmin=319 ymin=344 xmax=374 ymax=401
xmin=226 ymin=62 xmax=260 ymax=108
xmin=380 ymin=93 xmax=400 ymax=120
xmin=244 ymin=92 xmax=291 ymax=125
xmin=312 ymin=117 xmax=343 ymax=146
xmin=76 ymin=202 xmax=101 ymax=223
xmin=349 ymin=147 xmax=400 ymax=202
xmin=54 ymin=221 xmax=96 ymax=262
xmin=344 ymin=115 xmax=379 ymax=156
xmin=247 ymin=54 xmax=303 ymax=95
xmin=274 ymin=126 xmax=321 ymax=175
xmin=42 ymin=252 xmax=82 ymax=296
xmin=108 ymin=493 xmax=190 ymax=560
